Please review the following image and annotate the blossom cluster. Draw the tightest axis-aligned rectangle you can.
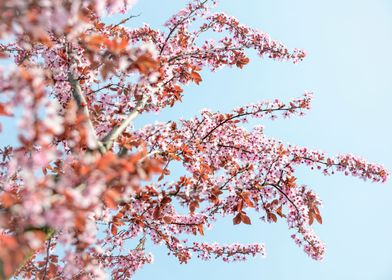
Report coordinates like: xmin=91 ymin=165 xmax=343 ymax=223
xmin=191 ymin=242 xmax=266 ymax=262
xmin=0 ymin=0 xmax=137 ymax=39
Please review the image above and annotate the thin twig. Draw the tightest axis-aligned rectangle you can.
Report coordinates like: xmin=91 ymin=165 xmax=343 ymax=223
xmin=159 ymin=0 xmax=208 ymax=55
xmin=110 ymin=13 xmax=141 ymax=30
xmin=41 ymin=237 xmax=52 ymax=280
xmin=201 ymin=105 xmax=296 ymax=141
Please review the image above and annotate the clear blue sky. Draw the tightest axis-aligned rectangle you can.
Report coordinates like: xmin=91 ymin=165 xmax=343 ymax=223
xmin=128 ymin=1 xmax=392 ymax=280
xmin=1 ymin=1 xmax=392 ymax=279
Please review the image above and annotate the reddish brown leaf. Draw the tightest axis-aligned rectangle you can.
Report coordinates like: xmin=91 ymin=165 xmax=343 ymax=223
xmin=276 ymin=205 xmax=286 ymax=218
xmin=103 ymin=189 xmax=120 ymax=209
xmin=197 ymin=224 xmax=204 ymax=236
xmin=189 ymin=201 xmax=199 ymax=213
xmin=190 ymin=71 xmax=202 ymax=85
xmin=158 ymin=173 xmax=165 ymax=181
xmin=161 ymin=197 xmax=172 ymax=205
xmin=85 ymin=34 xmax=109 ymax=51
xmin=111 ymin=224 xmax=118 ymax=235
xmin=315 ymin=214 xmax=323 ymax=224
xmin=233 ymin=213 xmax=242 ymax=225
xmin=132 ymin=53 xmax=159 ymax=75
xmin=0 ymin=103 xmax=12 ymax=116
xmin=268 ymin=212 xmax=278 ymax=223
xmin=169 ymin=153 xmax=181 ymax=161
xmin=75 ymin=214 xmax=86 ymax=231
xmin=153 ymin=206 xmax=161 ymax=219
xmin=162 ymin=216 xmax=173 ymax=224
xmin=241 ymin=213 xmax=252 ymax=225
xmin=242 ymin=192 xmax=255 ymax=208
xmin=110 ymin=37 xmax=129 ymax=53
xmin=236 ymin=56 xmax=250 ymax=69
xmin=97 ymin=152 xmax=116 ymax=170
xmin=0 ymin=192 xmax=18 ymax=207
xmin=308 ymin=213 xmax=314 ymax=225
xmin=48 ymin=263 xmax=58 ymax=278
xmin=285 ymin=176 xmax=297 ymax=188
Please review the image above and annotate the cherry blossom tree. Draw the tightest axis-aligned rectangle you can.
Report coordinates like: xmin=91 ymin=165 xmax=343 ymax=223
xmin=0 ymin=0 xmax=388 ymax=279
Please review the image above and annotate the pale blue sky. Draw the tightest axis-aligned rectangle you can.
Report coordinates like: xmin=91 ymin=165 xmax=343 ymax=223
xmin=128 ymin=1 xmax=392 ymax=280
xmin=1 ymin=1 xmax=392 ymax=280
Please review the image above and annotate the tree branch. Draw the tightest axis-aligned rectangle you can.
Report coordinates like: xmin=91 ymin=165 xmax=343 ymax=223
xmin=68 ymin=72 xmax=105 ymax=153
xmin=101 ymin=95 xmax=149 ymax=150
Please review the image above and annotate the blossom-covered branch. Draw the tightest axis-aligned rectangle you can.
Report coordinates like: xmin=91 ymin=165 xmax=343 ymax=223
xmin=0 ymin=0 xmax=388 ymax=279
